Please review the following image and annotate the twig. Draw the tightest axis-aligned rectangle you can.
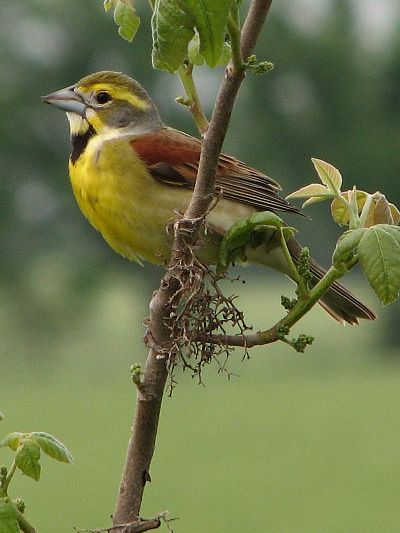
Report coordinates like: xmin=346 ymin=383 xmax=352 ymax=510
xmin=16 ymin=510 xmax=37 ymax=533
xmin=192 ymin=265 xmax=345 ymax=348
xmin=177 ymin=64 xmax=209 ymax=134
xmin=112 ymin=0 xmax=274 ymax=527
xmin=227 ymin=15 xmax=244 ymax=73
xmin=74 ymin=516 xmax=161 ymax=533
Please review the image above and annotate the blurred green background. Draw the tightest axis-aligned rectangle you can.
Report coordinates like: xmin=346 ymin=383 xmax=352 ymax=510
xmin=1 ymin=1 xmax=400 ymax=532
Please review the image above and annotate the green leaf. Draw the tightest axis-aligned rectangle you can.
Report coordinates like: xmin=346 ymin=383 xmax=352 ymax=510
xmin=29 ymin=432 xmax=73 ymax=464
xmin=152 ymin=0 xmax=234 ymax=72
xmin=377 ymin=224 xmax=400 ymax=240
xmin=113 ymin=0 xmax=140 ymax=42
xmin=311 ymin=158 xmax=342 ymax=194
xmin=332 ymin=228 xmax=365 ymax=270
xmin=152 ymin=0 xmax=194 ymax=73
xmin=217 ymin=41 xmax=232 ymax=66
xmin=15 ymin=440 xmax=41 ymax=481
xmin=187 ymin=34 xmax=205 ymax=66
xmin=302 ymin=196 xmax=330 ymax=208
xmin=286 ymin=183 xmax=332 ymax=208
xmin=218 ymin=211 xmax=289 ymax=271
xmin=0 ymin=433 xmax=23 ymax=451
xmin=358 ymin=225 xmax=400 ymax=305
xmin=0 ymin=413 xmax=3 ymax=422
xmin=193 ymin=0 xmax=234 ymax=67
xmin=0 ymin=502 xmax=19 ymax=533
xmin=286 ymin=183 xmax=330 ymax=200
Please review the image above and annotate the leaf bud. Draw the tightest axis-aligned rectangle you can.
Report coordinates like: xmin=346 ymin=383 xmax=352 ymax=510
xmin=277 ymin=324 xmax=290 ymax=339
xmin=14 ymin=498 xmax=25 ymax=513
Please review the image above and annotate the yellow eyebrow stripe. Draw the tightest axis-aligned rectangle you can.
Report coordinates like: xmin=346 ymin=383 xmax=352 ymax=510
xmin=78 ymin=83 xmax=150 ymax=109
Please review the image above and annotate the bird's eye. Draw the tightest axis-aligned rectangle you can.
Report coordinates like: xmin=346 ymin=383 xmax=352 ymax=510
xmin=95 ymin=91 xmax=111 ymax=104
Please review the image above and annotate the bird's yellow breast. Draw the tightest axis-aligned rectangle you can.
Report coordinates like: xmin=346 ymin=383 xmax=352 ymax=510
xmin=68 ymin=133 xmax=256 ymax=266
xmin=68 ymin=134 xmax=187 ymax=264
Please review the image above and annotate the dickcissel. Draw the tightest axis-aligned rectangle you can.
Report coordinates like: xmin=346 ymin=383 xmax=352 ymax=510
xmin=43 ymin=71 xmax=375 ymax=324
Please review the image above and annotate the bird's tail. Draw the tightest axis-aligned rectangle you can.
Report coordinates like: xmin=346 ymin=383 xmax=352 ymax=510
xmin=287 ymin=240 xmax=376 ymax=325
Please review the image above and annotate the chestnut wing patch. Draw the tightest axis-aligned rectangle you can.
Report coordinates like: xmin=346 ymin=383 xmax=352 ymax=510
xmin=131 ymin=128 xmax=302 ymax=215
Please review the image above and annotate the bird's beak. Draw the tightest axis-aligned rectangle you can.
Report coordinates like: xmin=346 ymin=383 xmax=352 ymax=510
xmin=42 ymin=86 xmax=86 ymax=116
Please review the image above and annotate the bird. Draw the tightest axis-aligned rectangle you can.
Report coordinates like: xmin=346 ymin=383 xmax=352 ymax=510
xmin=42 ymin=71 xmax=375 ymax=324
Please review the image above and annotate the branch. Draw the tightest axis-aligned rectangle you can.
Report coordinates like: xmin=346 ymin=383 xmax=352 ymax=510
xmin=113 ymin=0 xmax=274 ymax=527
xmin=112 ymin=282 xmax=176 ymax=525
xmin=193 ymin=265 xmax=345 ymax=348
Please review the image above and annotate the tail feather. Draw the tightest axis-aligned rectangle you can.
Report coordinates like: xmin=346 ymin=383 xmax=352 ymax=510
xmin=287 ymin=240 xmax=376 ymax=325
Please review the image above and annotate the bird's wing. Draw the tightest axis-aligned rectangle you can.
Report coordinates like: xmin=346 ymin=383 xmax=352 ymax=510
xmin=130 ymin=127 xmax=302 ymax=216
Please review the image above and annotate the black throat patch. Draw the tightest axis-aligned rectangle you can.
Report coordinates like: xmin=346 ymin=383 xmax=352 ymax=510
xmin=70 ymin=125 xmax=96 ymax=164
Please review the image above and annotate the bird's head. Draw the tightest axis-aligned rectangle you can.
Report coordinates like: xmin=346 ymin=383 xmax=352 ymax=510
xmin=43 ymin=71 xmax=162 ymax=137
